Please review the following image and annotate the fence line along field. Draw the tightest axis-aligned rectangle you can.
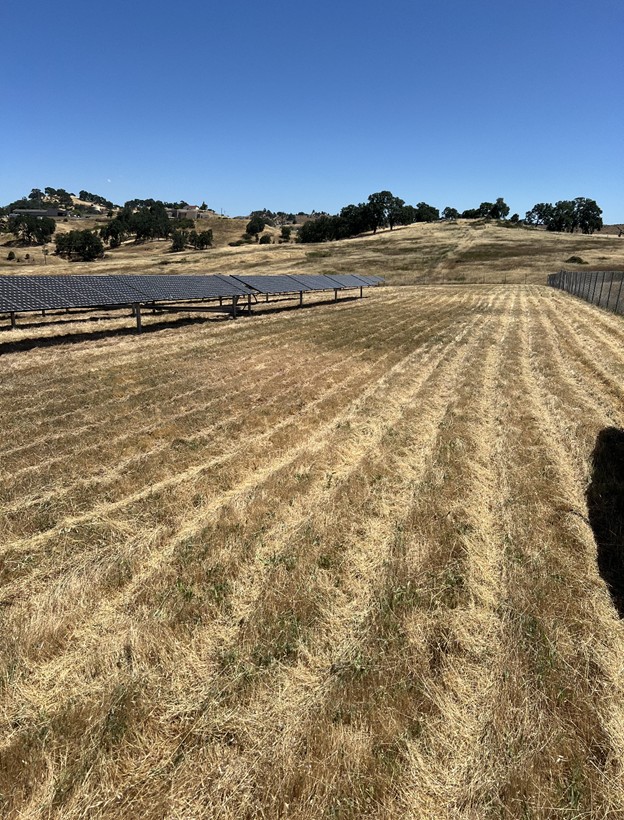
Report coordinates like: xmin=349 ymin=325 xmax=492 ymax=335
xmin=2 ymin=284 xmax=624 ymax=817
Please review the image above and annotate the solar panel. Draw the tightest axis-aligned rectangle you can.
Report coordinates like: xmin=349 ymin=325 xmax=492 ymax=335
xmin=287 ymin=274 xmax=341 ymax=291
xmin=324 ymin=274 xmax=373 ymax=289
xmin=0 ymin=278 xmax=21 ymax=312
xmin=230 ymin=275 xmax=311 ymax=294
xmin=0 ymin=276 xmax=71 ymax=311
xmin=112 ymin=275 xmax=246 ymax=301
xmin=212 ymin=275 xmax=256 ymax=296
xmin=349 ymin=274 xmax=376 ymax=286
xmin=27 ymin=276 xmax=145 ymax=307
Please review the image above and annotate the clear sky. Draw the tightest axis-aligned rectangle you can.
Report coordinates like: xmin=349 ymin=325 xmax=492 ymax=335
xmin=2 ymin=0 xmax=622 ymax=221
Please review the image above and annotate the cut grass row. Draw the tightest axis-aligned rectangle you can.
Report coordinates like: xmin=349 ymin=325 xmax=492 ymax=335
xmin=2 ymin=285 xmax=624 ymax=817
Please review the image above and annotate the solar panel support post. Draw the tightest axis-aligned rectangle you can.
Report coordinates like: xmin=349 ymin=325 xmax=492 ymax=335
xmin=299 ymin=291 xmax=303 ymax=307
xmin=334 ymin=288 xmax=338 ymax=302
xmin=10 ymin=312 xmax=16 ymax=330
xmin=247 ymin=293 xmax=252 ymax=314
xmin=232 ymin=295 xmax=239 ymax=319
xmin=359 ymin=286 xmax=363 ymax=299
xmin=134 ymin=303 xmax=142 ymax=334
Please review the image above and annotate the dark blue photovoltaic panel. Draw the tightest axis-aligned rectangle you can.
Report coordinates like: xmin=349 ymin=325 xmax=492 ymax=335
xmin=287 ymin=274 xmax=341 ymax=291
xmin=324 ymin=274 xmax=372 ymax=289
xmin=0 ymin=274 xmax=249 ymax=313
xmin=349 ymin=274 xmax=376 ymax=285
xmin=0 ymin=278 xmax=21 ymax=312
xmin=27 ymin=276 xmax=145 ymax=307
xmin=230 ymin=275 xmax=310 ymax=294
xmin=113 ymin=275 xmax=246 ymax=301
xmin=212 ymin=275 xmax=255 ymax=296
xmin=0 ymin=276 xmax=71 ymax=311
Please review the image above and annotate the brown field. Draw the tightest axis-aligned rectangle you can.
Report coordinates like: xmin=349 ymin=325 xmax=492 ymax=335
xmin=2 ymin=219 xmax=624 ymax=286
xmin=2 ymin=279 xmax=624 ymax=817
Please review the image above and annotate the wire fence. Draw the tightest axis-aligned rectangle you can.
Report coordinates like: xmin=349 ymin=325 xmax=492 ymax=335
xmin=548 ymin=270 xmax=624 ymax=315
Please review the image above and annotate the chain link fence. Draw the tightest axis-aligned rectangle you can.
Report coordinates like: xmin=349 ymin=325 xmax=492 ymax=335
xmin=548 ymin=270 xmax=624 ymax=314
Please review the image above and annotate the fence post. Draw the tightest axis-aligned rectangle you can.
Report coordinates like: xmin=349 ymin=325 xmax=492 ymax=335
xmin=614 ymin=273 xmax=624 ymax=314
xmin=590 ymin=271 xmax=599 ymax=305
xmin=605 ymin=272 xmax=615 ymax=311
xmin=598 ymin=271 xmax=607 ymax=307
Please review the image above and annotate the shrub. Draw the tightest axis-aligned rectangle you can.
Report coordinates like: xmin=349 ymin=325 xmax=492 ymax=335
xmin=258 ymin=234 xmax=272 ymax=245
xmin=7 ymin=250 xmax=15 ymax=260
xmin=55 ymin=230 xmax=105 ymax=261
xmin=246 ymin=216 xmax=265 ymax=240
xmin=170 ymin=230 xmax=188 ymax=252
xmin=188 ymin=229 xmax=213 ymax=250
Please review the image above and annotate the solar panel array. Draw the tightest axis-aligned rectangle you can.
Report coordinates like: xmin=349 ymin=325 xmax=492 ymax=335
xmin=0 ymin=273 xmax=382 ymax=315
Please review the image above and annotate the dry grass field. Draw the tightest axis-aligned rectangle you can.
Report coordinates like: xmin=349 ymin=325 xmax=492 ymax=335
xmin=2 ymin=219 xmax=624 ymax=286
xmin=2 ymin=279 xmax=624 ymax=818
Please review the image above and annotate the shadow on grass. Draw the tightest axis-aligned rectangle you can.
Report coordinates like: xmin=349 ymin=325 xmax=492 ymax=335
xmin=0 ymin=314 xmax=221 ymax=355
xmin=587 ymin=427 xmax=624 ymax=617
xmin=0 ymin=295 xmax=361 ymax=355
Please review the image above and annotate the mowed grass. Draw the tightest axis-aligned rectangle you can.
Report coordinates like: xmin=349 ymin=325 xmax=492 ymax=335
xmin=2 ymin=218 xmax=624 ymax=285
xmin=2 ymin=284 xmax=624 ymax=817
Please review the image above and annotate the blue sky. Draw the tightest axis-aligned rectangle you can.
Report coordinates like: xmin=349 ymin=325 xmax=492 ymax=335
xmin=2 ymin=0 xmax=622 ymax=221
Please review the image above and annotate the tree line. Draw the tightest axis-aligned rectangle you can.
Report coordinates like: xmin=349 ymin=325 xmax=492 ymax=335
xmin=299 ymin=192 xmax=440 ymax=243
xmin=524 ymin=198 xmax=602 ymax=234
xmin=1 ymin=187 xmax=607 ymax=260
xmin=2 ymin=200 xmax=214 ymax=261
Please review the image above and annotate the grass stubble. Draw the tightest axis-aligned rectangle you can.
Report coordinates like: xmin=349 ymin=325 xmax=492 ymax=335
xmin=1 ymin=279 xmax=624 ymax=817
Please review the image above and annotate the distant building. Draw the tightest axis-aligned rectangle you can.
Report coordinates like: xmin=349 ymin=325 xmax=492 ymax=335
xmin=166 ymin=205 xmax=216 ymax=220
xmin=9 ymin=208 xmax=66 ymax=218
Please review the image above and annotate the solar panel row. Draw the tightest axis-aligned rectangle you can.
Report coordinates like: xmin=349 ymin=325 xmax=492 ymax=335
xmin=0 ymin=273 xmax=382 ymax=314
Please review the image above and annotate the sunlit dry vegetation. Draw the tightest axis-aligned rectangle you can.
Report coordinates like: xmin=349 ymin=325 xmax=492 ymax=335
xmin=2 ymin=274 xmax=624 ymax=817
xmin=2 ymin=218 xmax=624 ymax=286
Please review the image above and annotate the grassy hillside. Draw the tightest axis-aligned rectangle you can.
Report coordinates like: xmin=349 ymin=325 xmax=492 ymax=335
xmin=2 ymin=219 xmax=624 ymax=284
xmin=2 ymin=284 xmax=624 ymax=816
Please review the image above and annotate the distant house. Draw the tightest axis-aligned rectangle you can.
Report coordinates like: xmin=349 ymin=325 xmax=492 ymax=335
xmin=166 ymin=205 xmax=199 ymax=220
xmin=166 ymin=205 xmax=216 ymax=220
xmin=9 ymin=208 xmax=66 ymax=219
